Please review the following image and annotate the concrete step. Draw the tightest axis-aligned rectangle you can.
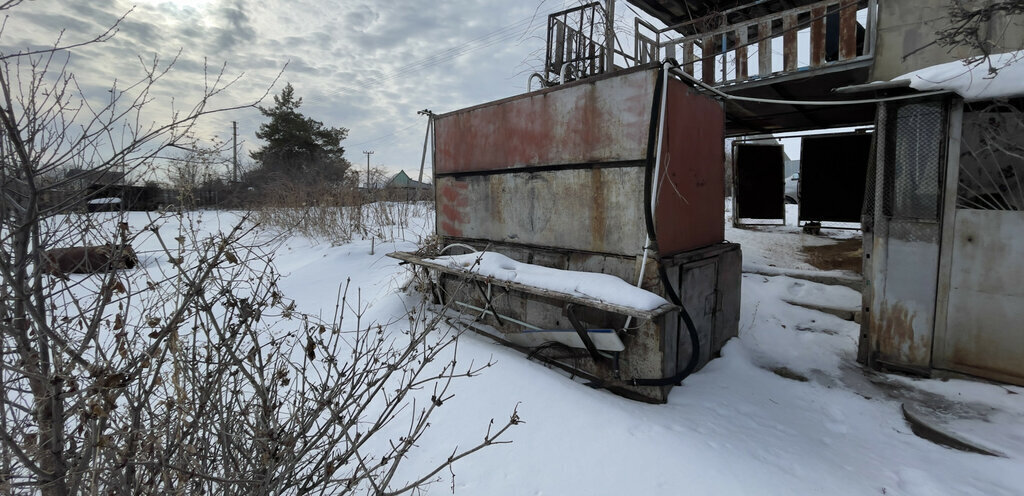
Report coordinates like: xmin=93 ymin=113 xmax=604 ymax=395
xmin=743 ymin=263 xmax=863 ymax=291
xmin=783 ymin=299 xmax=862 ymax=323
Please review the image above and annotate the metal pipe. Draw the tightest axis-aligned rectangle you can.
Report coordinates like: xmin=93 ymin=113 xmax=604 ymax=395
xmin=623 ymin=61 xmax=672 ymax=333
xmin=439 ymin=243 xmax=477 ymax=255
xmin=527 ymin=73 xmax=546 ymax=92
xmin=560 ymin=62 xmax=572 ymax=84
xmin=453 ymin=300 xmax=541 ymax=330
xmin=629 ymin=60 xmax=703 ymax=387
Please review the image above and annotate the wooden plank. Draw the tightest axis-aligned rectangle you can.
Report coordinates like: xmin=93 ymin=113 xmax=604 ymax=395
xmin=387 ymin=251 xmax=679 ymax=320
xmin=839 ymin=0 xmax=857 ymax=60
xmin=783 ymin=13 xmax=798 ymax=72
xmin=683 ymin=41 xmax=695 ymax=76
xmin=810 ymin=6 xmax=826 ymax=67
xmin=735 ymin=27 xmax=748 ymax=81
xmin=758 ymin=20 xmax=772 ymax=76
xmin=702 ymin=37 xmax=716 ymax=84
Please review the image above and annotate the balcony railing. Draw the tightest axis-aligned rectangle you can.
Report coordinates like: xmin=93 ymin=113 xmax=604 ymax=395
xmin=538 ymin=0 xmax=876 ymax=90
xmin=636 ymin=0 xmax=877 ymax=86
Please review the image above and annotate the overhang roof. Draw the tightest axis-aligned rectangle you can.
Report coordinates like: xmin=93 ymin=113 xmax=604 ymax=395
xmin=628 ymin=0 xmax=837 ymax=34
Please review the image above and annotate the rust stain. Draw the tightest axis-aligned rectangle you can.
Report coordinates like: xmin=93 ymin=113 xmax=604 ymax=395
xmin=591 ymin=168 xmax=606 ymax=252
xmin=701 ymin=36 xmax=716 ymax=84
xmin=438 ymin=180 xmax=469 ymax=237
xmin=654 ymin=79 xmax=725 ymax=255
xmin=489 ymin=178 xmax=504 ymax=223
xmin=757 ymin=20 xmax=772 ymax=76
xmin=438 ymin=220 xmax=463 ymax=237
xmin=839 ymin=0 xmax=858 ymax=60
xmin=432 ymin=69 xmax=654 ymax=174
xmin=783 ymin=14 xmax=798 ymax=72
xmin=810 ymin=6 xmax=825 ymax=67
xmin=871 ymin=302 xmax=929 ymax=368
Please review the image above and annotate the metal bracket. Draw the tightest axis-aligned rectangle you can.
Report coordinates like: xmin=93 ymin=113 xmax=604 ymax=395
xmin=566 ymin=303 xmax=603 ymax=361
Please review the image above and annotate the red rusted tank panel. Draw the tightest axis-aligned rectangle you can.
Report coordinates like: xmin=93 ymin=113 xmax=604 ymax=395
xmin=435 ymin=68 xmax=724 ymax=256
xmin=434 ymin=68 xmax=656 ymax=174
xmin=654 ymin=78 xmax=725 ymax=255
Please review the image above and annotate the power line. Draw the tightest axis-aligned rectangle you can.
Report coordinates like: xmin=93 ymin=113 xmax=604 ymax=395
xmin=349 ymin=121 xmax=421 ymax=146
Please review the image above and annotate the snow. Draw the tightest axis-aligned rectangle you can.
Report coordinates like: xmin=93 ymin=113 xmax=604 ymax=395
xmin=896 ymin=51 xmax=1024 ymax=101
xmin=87 ymin=197 xmax=121 ymax=204
xmin=100 ymin=206 xmax=1024 ymax=495
xmin=426 ymin=251 xmax=670 ymax=312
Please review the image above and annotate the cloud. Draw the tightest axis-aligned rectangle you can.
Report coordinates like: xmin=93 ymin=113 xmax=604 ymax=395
xmin=212 ymin=0 xmax=257 ymax=52
xmin=1 ymin=0 xmax=584 ymax=174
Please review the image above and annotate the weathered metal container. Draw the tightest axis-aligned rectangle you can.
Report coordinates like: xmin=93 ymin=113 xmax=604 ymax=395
xmin=861 ymin=96 xmax=1024 ymax=386
xmin=398 ymin=64 xmax=740 ymax=402
xmin=434 ymin=65 xmax=726 ymax=256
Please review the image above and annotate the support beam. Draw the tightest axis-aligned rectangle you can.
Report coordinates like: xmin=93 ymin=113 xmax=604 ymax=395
xmin=839 ymin=0 xmax=858 ymax=60
xmin=810 ymin=6 xmax=826 ymax=67
xmin=783 ymin=13 xmax=798 ymax=72
xmin=736 ymin=27 xmax=748 ymax=81
xmin=683 ymin=41 xmax=695 ymax=76
xmin=702 ymin=37 xmax=715 ymax=84
xmin=758 ymin=20 xmax=772 ymax=76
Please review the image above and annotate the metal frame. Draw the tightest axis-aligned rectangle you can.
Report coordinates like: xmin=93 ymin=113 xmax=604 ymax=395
xmin=387 ymin=251 xmax=679 ymax=320
xmin=930 ymin=98 xmax=963 ymax=375
xmin=731 ymin=140 xmax=786 ymax=227
xmin=796 ymin=129 xmax=874 ymax=229
xmin=545 ymin=2 xmax=608 ymax=83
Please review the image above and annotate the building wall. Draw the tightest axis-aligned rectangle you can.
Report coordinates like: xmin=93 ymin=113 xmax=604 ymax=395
xmin=872 ymin=0 xmax=1024 ymax=81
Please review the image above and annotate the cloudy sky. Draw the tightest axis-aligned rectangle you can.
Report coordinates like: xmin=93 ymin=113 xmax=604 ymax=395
xmin=3 ymin=0 xmax=658 ymax=182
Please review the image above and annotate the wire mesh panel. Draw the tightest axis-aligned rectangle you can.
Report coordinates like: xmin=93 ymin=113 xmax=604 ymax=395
xmin=863 ymin=102 xmax=885 ymax=226
xmin=957 ymin=101 xmax=1024 ymax=210
xmin=884 ymin=100 xmax=947 ymax=222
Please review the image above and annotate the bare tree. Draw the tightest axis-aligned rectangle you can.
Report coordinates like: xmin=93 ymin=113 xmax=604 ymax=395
xmin=166 ymin=139 xmax=231 ymax=208
xmin=933 ymin=0 xmax=1024 ymax=73
xmin=0 ymin=2 xmax=517 ymax=494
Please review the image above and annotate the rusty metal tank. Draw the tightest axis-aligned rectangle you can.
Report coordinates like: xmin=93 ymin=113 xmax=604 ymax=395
xmin=403 ymin=63 xmax=741 ymax=402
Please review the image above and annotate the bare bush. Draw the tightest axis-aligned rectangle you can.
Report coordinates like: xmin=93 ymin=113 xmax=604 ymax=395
xmin=250 ymin=178 xmax=434 ymax=245
xmin=0 ymin=3 xmax=513 ymax=494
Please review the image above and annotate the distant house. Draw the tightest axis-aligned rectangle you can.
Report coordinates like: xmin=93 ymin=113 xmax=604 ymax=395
xmin=65 ymin=167 xmax=126 ymax=190
xmin=383 ymin=170 xmax=432 ymax=200
xmin=385 ymin=170 xmax=430 ymax=191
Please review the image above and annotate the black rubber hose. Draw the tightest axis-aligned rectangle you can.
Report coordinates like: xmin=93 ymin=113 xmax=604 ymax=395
xmin=629 ymin=64 xmax=702 ymax=387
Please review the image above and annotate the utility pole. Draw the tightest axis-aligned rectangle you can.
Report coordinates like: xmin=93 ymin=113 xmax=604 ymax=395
xmin=416 ymin=109 xmax=434 ymax=186
xmin=362 ymin=150 xmax=374 ymax=189
xmin=232 ymin=121 xmax=238 ymax=182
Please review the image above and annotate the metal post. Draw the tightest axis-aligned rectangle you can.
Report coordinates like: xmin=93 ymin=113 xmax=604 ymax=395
xmin=605 ymin=0 xmax=615 ymax=71
xmin=416 ymin=109 xmax=434 ymax=186
xmin=362 ymin=150 xmax=374 ymax=189
xmin=232 ymin=121 xmax=238 ymax=182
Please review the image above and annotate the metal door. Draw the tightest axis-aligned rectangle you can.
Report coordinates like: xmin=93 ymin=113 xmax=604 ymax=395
xmin=934 ymin=102 xmax=1024 ymax=385
xmin=867 ymin=100 xmax=947 ymax=371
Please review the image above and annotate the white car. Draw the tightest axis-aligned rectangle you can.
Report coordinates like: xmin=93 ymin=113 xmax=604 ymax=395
xmin=784 ymin=172 xmax=800 ymax=204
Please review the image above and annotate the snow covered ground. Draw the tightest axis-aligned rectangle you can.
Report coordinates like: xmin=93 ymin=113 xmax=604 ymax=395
xmin=114 ymin=205 xmax=1024 ymax=496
